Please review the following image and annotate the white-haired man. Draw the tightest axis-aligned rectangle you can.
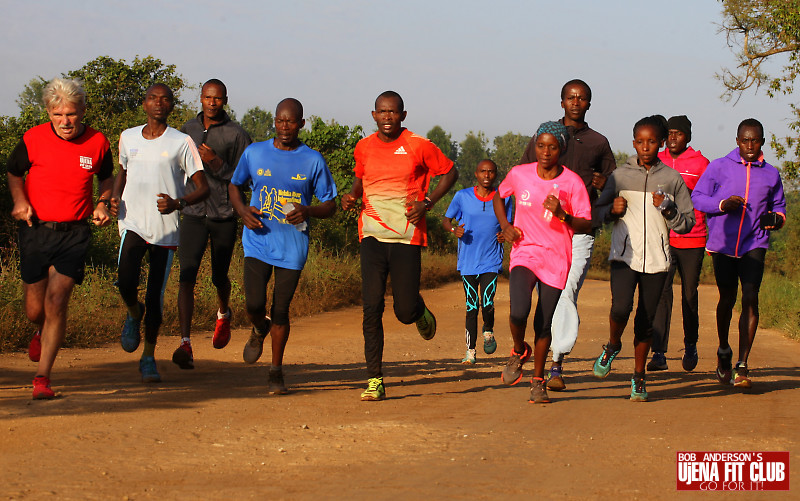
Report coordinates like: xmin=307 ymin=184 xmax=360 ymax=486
xmin=6 ymin=78 xmax=114 ymax=399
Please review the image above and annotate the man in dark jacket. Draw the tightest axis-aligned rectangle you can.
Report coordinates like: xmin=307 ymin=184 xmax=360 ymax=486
xmin=173 ymin=79 xmax=252 ymax=370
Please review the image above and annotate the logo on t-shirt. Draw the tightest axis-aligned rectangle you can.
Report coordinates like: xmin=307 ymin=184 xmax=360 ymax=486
xmin=394 ymin=146 xmax=407 ymax=155
xmin=292 ymin=174 xmax=307 ymax=181
xmin=257 ymin=169 xmax=272 ymax=177
xmin=79 ymin=156 xmax=93 ymax=170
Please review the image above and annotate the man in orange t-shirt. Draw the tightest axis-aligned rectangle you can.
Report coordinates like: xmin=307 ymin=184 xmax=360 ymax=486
xmin=342 ymin=90 xmax=458 ymax=401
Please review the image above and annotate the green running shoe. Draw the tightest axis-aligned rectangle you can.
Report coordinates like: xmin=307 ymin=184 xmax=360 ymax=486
xmin=416 ymin=308 xmax=437 ymax=340
xmin=483 ymin=331 xmax=497 ymax=354
xmin=360 ymin=377 xmax=385 ymax=401
xmin=593 ymin=344 xmax=621 ymax=379
xmin=630 ymin=377 xmax=648 ymax=402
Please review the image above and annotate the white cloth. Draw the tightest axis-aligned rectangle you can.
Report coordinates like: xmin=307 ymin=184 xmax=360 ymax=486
xmin=118 ymin=126 xmax=203 ymax=246
xmin=550 ymin=233 xmax=595 ymax=361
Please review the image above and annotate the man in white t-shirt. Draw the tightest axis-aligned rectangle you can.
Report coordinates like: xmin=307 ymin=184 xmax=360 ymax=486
xmin=110 ymin=83 xmax=209 ymax=383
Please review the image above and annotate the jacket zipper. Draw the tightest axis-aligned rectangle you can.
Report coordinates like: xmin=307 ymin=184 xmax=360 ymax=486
xmin=642 ymin=170 xmax=649 ymax=273
xmin=734 ymin=163 xmax=751 ymax=257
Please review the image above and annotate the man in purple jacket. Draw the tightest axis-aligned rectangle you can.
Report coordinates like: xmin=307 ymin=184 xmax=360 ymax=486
xmin=691 ymin=118 xmax=786 ymax=389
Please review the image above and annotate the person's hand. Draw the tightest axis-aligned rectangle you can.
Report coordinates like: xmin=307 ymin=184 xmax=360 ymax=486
xmin=405 ymin=201 xmax=426 ymax=225
xmin=452 ymin=223 xmax=465 ymax=238
xmin=109 ymin=197 xmax=120 ymax=217
xmin=341 ymin=193 xmax=358 ymax=211
xmin=92 ymin=204 xmax=111 ymax=226
xmin=591 ymin=172 xmax=607 ymax=190
xmin=157 ymin=193 xmax=177 ymax=214
xmin=285 ymin=203 xmax=309 ymax=225
xmin=611 ymin=196 xmax=627 ymax=216
xmin=496 ymin=231 xmax=505 ymax=243
xmin=543 ymin=194 xmax=562 ymax=215
xmin=759 ymin=211 xmax=785 ymax=231
xmin=11 ymin=200 xmax=35 ymax=226
xmin=502 ymin=225 xmax=523 ymax=243
xmin=241 ymin=206 xmax=264 ymax=230
xmin=652 ymin=191 xmax=665 ymax=208
xmin=721 ymin=195 xmax=745 ymax=212
xmin=198 ymin=144 xmax=219 ymax=165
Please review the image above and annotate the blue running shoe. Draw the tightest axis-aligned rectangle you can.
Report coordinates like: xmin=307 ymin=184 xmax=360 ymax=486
xmin=121 ymin=302 xmax=143 ymax=353
xmin=630 ymin=377 xmax=648 ymax=402
xmin=483 ymin=331 xmax=497 ymax=354
xmin=646 ymin=351 xmax=668 ymax=371
xmin=593 ymin=344 xmax=621 ymax=379
xmin=139 ymin=356 xmax=161 ymax=383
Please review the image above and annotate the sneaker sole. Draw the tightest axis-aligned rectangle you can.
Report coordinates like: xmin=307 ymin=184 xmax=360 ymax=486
xmin=212 ymin=335 xmax=231 ymax=350
xmin=528 ymin=397 xmax=552 ymax=404
xmin=269 ymin=388 xmax=290 ymax=395
xmin=501 ymin=371 xmax=524 ymax=386
xmin=172 ymin=351 xmax=194 ymax=370
xmin=360 ymin=394 xmax=386 ymax=401
xmin=483 ymin=340 xmax=497 ymax=355
xmin=630 ymin=395 xmax=649 ymax=402
xmin=646 ymin=363 xmax=668 ymax=371
xmin=733 ymin=377 xmax=752 ymax=388
xmin=546 ymin=377 xmax=566 ymax=392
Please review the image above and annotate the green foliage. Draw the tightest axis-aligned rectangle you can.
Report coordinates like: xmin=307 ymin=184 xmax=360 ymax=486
xmin=491 ymin=132 xmax=530 ymax=179
xmin=614 ymin=150 xmax=632 ymax=167
xmin=241 ymin=106 xmax=275 ymax=143
xmin=16 ymin=77 xmax=48 ymax=115
xmin=456 ymin=131 xmax=489 ymax=189
xmin=65 ymin=55 xmax=192 ymax=158
xmin=299 ymin=116 xmax=365 ymax=252
xmin=426 ymin=125 xmax=459 ymax=162
xmin=718 ymin=0 xmax=800 ymax=178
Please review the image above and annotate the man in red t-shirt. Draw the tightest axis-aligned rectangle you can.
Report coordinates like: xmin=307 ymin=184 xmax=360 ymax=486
xmin=6 ymin=78 xmax=114 ymax=400
xmin=342 ymin=90 xmax=458 ymax=401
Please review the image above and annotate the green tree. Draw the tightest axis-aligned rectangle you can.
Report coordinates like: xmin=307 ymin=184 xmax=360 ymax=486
xmin=718 ymin=0 xmax=800 ymax=178
xmin=614 ymin=150 xmax=633 ymax=167
xmin=426 ymin=125 xmax=459 ymax=162
xmin=241 ymin=106 xmax=275 ymax=143
xmin=16 ymin=77 xmax=48 ymax=115
xmin=456 ymin=131 xmax=489 ymax=189
xmin=491 ymin=132 xmax=531 ymax=179
xmin=299 ymin=116 xmax=364 ymax=251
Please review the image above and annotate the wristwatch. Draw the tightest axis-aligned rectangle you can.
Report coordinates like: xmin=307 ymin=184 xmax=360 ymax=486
xmin=558 ymin=212 xmax=572 ymax=224
xmin=177 ymin=198 xmax=187 ymax=211
xmin=424 ymin=197 xmax=433 ymax=211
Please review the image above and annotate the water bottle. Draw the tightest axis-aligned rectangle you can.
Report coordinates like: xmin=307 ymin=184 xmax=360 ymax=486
xmin=654 ymin=185 xmax=668 ymax=212
xmin=282 ymin=202 xmax=307 ymax=231
xmin=542 ymin=184 xmax=560 ymax=221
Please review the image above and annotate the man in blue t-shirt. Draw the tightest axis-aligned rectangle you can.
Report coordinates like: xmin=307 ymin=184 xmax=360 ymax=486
xmin=443 ymin=159 xmax=511 ymax=363
xmin=229 ymin=98 xmax=337 ymax=394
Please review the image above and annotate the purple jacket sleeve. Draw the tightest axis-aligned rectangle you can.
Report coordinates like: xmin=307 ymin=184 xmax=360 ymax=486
xmin=690 ymin=163 xmax=724 ymax=215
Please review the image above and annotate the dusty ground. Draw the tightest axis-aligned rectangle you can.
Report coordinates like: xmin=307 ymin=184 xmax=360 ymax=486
xmin=1 ymin=279 xmax=798 ymax=500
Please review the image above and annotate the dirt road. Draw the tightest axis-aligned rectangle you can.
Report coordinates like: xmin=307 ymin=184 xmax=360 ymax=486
xmin=1 ymin=279 xmax=798 ymax=500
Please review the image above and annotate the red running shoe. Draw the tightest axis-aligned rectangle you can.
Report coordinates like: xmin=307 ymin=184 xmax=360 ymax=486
xmin=213 ymin=309 xmax=232 ymax=349
xmin=28 ymin=330 xmax=42 ymax=362
xmin=32 ymin=375 xmax=55 ymax=400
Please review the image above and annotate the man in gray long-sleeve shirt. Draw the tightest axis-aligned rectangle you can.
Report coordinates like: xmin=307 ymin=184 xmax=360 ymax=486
xmin=172 ymin=79 xmax=252 ymax=370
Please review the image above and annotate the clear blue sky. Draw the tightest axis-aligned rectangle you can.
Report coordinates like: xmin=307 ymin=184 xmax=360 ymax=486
xmin=2 ymin=0 xmax=796 ymax=161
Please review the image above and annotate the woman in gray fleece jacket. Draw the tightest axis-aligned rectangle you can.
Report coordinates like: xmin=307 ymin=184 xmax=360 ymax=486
xmin=590 ymin=116 xmax=695 ymax=401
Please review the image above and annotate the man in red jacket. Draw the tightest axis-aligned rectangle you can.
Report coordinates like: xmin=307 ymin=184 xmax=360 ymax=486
xmin=646 ymin=115 xmax=709 ymax=372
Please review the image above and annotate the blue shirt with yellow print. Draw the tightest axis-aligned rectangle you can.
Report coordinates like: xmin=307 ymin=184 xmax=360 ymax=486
xmin=231 ymin=140 xmax=337 ymax=270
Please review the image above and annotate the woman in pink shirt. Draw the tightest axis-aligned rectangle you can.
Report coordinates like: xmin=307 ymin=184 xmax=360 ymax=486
xmin=493 ymin=121 xmax=592 ymax=403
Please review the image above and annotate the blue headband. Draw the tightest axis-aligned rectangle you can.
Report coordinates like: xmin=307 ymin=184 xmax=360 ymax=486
xmin=535 ymin=121 xmax=569 ymax=150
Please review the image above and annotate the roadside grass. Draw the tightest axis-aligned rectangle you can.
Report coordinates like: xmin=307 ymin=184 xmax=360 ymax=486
xmin=0 ymin=245 xmax=461 ymax=353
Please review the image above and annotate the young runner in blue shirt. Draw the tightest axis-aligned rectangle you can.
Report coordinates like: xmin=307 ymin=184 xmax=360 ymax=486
xmin=443 ymin=159 xmax=511 ymax=363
